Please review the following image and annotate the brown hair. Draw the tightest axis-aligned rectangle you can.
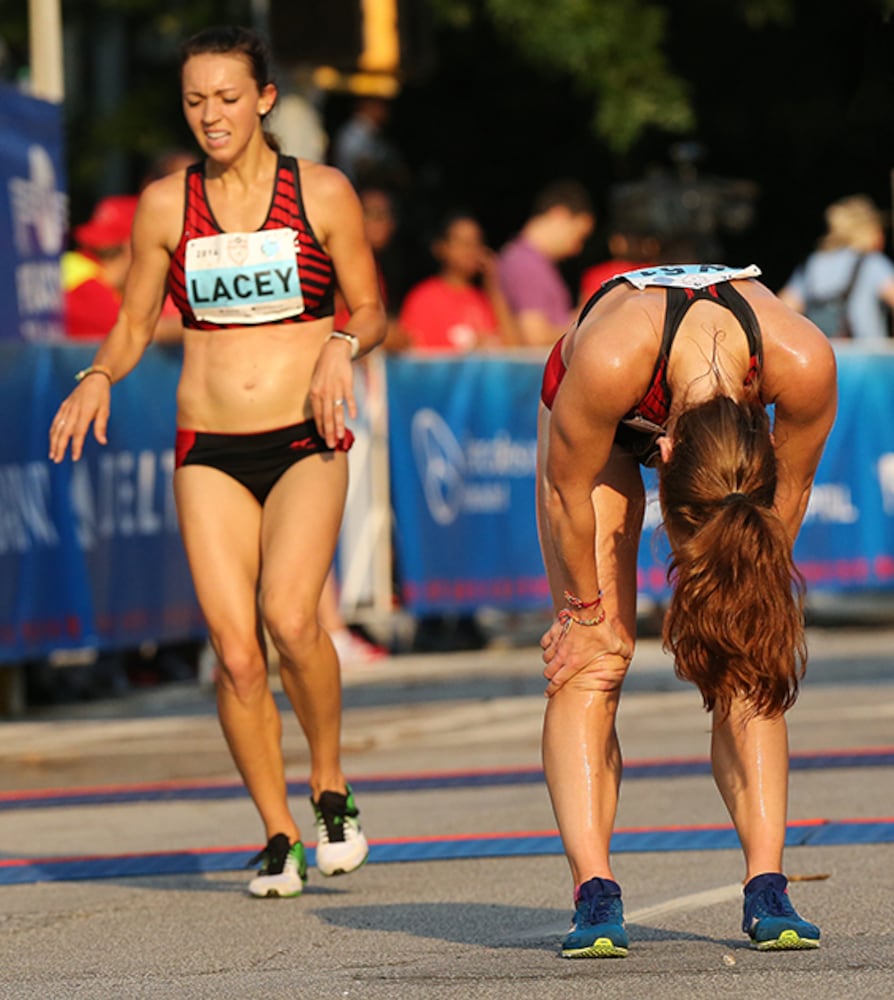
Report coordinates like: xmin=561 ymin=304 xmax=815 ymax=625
xmin=179 ymin=26 xmax=280 ymax=152
xmin=532 ymin=179 xmax=593 ymax=218
xmin=658 ymin=394 xmax=807 ymax=718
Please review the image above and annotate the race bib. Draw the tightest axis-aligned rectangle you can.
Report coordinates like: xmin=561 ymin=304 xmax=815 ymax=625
xmin=621 ymin=264 xmax=762 ymax=291
xmin=185 ymin=228 xmax=304 ymax=324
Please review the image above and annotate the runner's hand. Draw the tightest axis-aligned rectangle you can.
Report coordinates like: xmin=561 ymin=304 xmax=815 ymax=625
xmin=540 ymin=614 xmax=632 ymax=697
xmin=49 ymin=377 xmax=111 ymax=463
xmin=310 ymin=338 xmax=356 ymax=448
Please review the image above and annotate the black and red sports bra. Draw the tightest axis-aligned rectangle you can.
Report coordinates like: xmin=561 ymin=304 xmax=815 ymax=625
xmin=541 ymin=265 xmax=764 ymax=465
xmin=167 ymin=155 xmax=335 ymax=329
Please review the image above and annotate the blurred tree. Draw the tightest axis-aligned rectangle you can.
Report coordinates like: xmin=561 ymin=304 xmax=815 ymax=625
xmin=426 ymin=0 xmax=802 ymax=152
xmin=428 ymin=0 xmax=893 ymax=153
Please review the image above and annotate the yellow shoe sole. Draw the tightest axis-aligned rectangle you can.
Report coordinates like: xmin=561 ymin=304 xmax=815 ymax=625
xmin=562 ymin=937 xmax=629 ymax=959
xmin=754 ymin=929 xmax=820 ymax=951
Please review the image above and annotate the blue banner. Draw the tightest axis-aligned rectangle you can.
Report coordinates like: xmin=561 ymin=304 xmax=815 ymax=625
xmin=4 ymin=345 xmax=894 ymax=663
xmin=387 ymin=355 xmax=548 ymax=613
xmin=0 ymin=342 xmax=205 ymax=663
xmin=0 ymin=84 xmax=67 ymax=342
xmin=387 ymin=350 xmax=894 ymax=614
xmin=793 ymin=349 xmax=894 ymax=591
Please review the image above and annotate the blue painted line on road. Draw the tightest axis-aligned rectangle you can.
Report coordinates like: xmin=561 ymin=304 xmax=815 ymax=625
xmin=2 ymin=747 xmax=893 ymax=812
xmin=1 ymin=818 xmax=893 ymax=886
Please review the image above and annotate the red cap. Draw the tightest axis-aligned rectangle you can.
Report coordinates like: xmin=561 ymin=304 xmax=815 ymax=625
xmin=73 ymin=195 xmax=139 ymax=250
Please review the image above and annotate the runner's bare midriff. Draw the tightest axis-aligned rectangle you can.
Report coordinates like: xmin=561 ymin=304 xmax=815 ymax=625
xmin=175 ymin=315 xmax=332 ymax=431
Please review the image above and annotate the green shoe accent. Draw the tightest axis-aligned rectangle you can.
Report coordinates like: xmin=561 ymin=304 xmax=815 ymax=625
xmin=755 ymin=928 xmax=820 ymax=951
xmin=292 ymin=841 xmax=308 ymax=883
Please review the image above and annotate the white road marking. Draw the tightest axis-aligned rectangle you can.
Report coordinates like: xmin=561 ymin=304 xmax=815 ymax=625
xmin=626 ymin=882 xmax=743 ymax=923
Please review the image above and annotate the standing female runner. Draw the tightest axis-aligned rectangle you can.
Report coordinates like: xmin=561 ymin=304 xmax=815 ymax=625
xmin=49 ymin=25 xmax=386 ymax=897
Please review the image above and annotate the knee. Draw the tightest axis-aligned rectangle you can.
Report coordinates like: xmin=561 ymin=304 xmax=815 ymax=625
xmin=262 ymin=598 xmax=319 ymax=661
xmin=567 ymin=650 xmax=633 ymax=698
xmin=210 ymin=632 xmax=267 ymax=699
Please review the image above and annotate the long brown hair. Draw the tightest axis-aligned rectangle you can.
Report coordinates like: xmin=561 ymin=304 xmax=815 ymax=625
xmin=658 ymin=393 xmax=807 ymax=718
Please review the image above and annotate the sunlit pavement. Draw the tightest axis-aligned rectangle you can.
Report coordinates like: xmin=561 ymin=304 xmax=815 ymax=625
xmin=0 ymin=625 xmax=892 ymax=999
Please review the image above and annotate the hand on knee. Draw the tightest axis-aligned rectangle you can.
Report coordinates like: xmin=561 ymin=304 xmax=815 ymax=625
xmin=567 ymin=654 xmax=630 ymax=694
xmin=546 ymin=649 xmax=631 ymax=699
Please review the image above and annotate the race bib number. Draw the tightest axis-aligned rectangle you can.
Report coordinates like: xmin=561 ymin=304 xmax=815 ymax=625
xmin=185 ymin=228 xmax=304 ymax=324
xmin=621 ymin=264 xmax=762 ymax=290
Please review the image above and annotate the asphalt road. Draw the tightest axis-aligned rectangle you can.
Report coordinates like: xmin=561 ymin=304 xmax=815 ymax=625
xmin=1 ymin=625 xmax=892 ymax=999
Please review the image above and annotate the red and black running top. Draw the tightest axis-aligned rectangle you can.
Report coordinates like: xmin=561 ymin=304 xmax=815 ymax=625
xmin=541 ymin=273 xmax=763 ymax=466
xmin=167 ymin=155 xmax=335 ymax=329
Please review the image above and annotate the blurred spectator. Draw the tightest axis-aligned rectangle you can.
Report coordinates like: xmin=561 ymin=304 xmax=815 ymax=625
xmin=62 ymin=195 xmax=138 ymax=339
xmin=331 ymin=96 xmax=406 ymax=190
xmin=139 ymin=148 xmax=198 ymax=188
xmin=318 ymin=567 xmax=388 ymax=669
xmin=578 ymin=230 xmax=661 ymax=304
xmin=497 ymin=179 xmax=595 ymax=346
xmin=779 ymin=194 xmax=894 ymax=340
xmin=398 ymin=209 xmax=518 ymax=352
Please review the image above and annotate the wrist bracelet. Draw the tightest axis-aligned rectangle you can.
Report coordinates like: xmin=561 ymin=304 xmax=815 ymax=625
xmin=327 ymin=331 xmax=360 ymax=359
xmin=75 ymin=364 xmax=113 ymax=384
xmin=558 ymin=607 xmax=606 ymax=628
xmin=563 ymin=589 xmax=603 ymax=611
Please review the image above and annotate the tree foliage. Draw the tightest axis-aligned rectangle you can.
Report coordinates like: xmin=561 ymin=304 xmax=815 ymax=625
xmin=482 ymin=0 xmax=692 ymax=153
xmin=428 ymin=0 xmax=893 ymax=152
xmin=3 ymin=0 xmax=893 ymax=207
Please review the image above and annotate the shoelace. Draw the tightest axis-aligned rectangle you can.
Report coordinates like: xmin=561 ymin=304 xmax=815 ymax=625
xmin=577 ymin=892 xmax=622 ymax=926
xmin=315 ymin=792 xmax=358 ymax=844
xmin=247 ymin=833 xmax=289 ymax=874
xmin=750 ymin=885 xmax=797 ymax=919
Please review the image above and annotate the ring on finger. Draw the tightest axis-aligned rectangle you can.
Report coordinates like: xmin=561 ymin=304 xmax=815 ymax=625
xmin=333 ymin=398 xmax=345 ymax=407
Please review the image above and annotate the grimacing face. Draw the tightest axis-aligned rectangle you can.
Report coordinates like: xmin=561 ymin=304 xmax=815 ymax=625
xmin=181 ymin=52 xmax=275 ymax=160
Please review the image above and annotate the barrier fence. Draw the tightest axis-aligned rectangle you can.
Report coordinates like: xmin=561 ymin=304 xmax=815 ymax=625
xmin=2 ymin=342 xmax=894 ymax=665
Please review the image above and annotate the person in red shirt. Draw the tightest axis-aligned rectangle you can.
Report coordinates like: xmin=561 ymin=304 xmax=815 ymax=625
xmin=62 ymin=195 xmax=139 ymax=339
xmin=398 ymin=210 xmax=517 ymax=351
xmin=63 ymin=194 xmax=184 ymax=342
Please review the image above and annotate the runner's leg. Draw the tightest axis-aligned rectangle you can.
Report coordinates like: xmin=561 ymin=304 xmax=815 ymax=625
xmin=712 ymin=701 xmax=789 ymax=879
xmin=538 ymin=417 xmax=644 ymax=887
xmin=174 ymin=465 xmax=299 ymax=843
xmin=260 ymin=450 xmax=348 ymax=800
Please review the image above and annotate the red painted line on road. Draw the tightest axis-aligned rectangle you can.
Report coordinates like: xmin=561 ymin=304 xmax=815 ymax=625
xmin=3 ymin=745 xmax=893 ymax=806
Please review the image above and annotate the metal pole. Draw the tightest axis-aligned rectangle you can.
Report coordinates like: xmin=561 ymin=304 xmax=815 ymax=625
xmin=27 ymin=0 xmax=65 ymax=102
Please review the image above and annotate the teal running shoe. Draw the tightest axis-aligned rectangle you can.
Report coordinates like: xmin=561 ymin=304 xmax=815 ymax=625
xmin=247 ymin=833 xmax=307 ymax=898
xmin=561 ymin=876 xmax=629 ymax=958
xmin=742 ymin=873 xmax=820 ymax=950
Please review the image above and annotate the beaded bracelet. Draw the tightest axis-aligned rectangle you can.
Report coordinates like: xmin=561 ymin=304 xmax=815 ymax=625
xmin=75 ymin=364 xmax=113 ymax=384
xmin=558 ymin=607 xmax=606 ymax=628
xmin=563 ymin=589 xmax=603 ymax=611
